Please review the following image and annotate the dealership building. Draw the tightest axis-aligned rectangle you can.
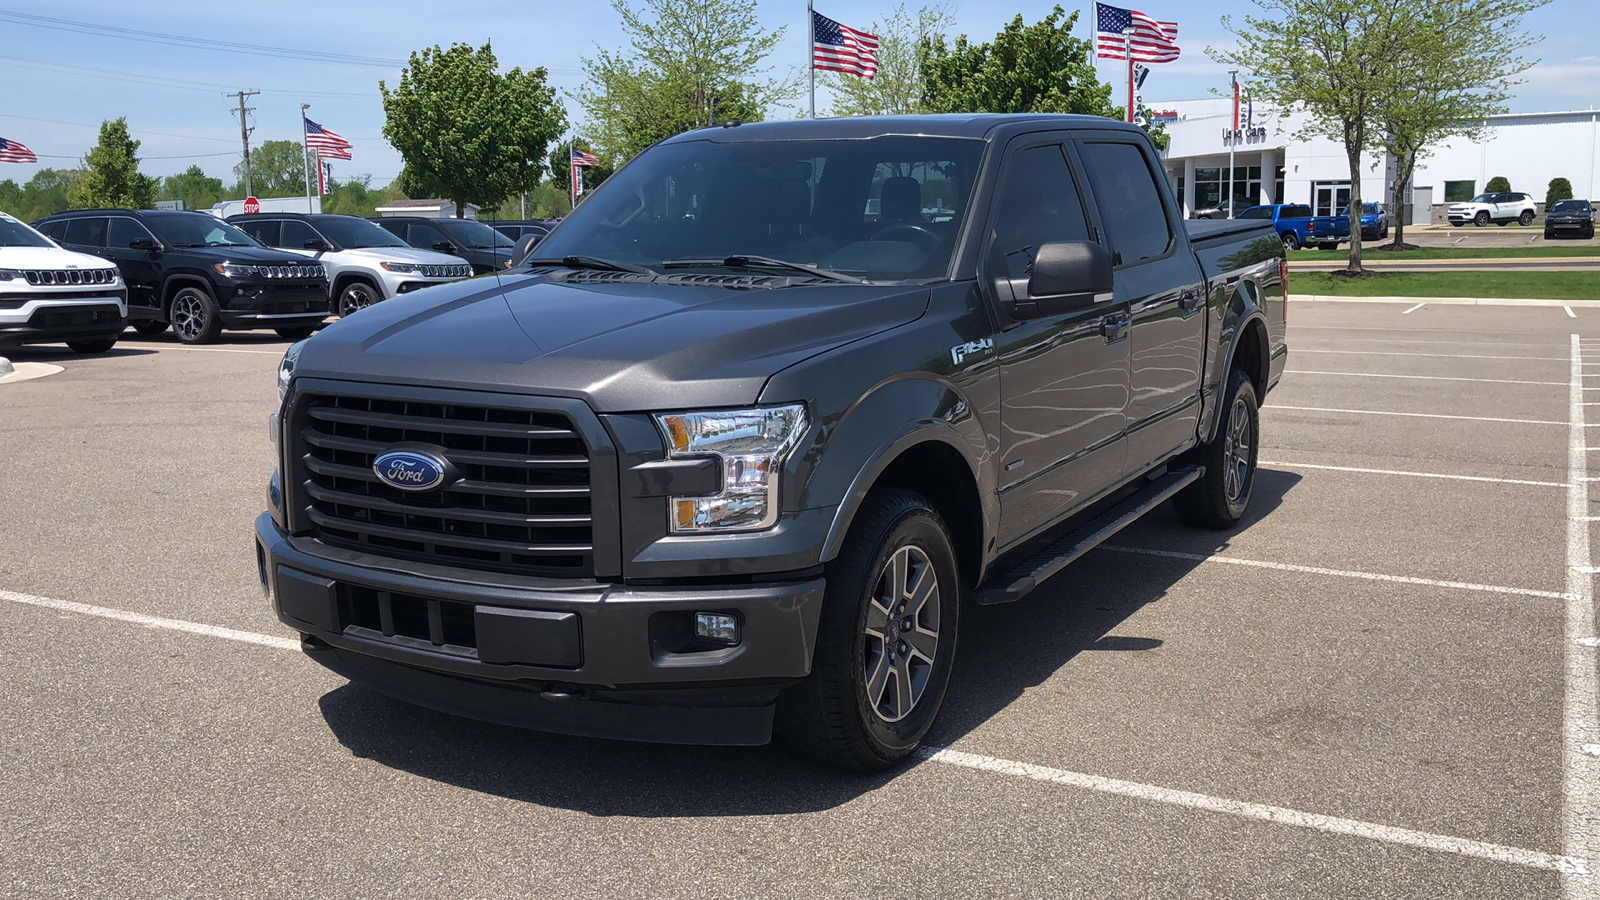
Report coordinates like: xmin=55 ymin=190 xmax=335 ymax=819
xmin=1151 ymin=97 xmax=1600 ymax=223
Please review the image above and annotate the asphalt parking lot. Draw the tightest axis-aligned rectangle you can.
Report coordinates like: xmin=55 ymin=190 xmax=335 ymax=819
xmin=3 ymin=304 xmax=1600 ymax=898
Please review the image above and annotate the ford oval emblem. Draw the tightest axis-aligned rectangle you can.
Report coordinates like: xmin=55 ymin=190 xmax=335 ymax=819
xmin=373 ymin=450 xmax=449 ymax=492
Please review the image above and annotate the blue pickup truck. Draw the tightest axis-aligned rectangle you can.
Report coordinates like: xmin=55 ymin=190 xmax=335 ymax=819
xmin=1238 ymin=204 xmax=1347 ymax=250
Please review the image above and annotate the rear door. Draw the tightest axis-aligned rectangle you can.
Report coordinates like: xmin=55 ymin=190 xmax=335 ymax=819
xmin=985 ymin=136 xmax=1132 ymax=549
xmin=1075 ymin=136 xmax=1207 ymax=474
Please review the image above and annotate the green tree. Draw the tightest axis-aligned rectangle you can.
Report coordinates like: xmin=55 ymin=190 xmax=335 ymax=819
xmin=1548 ymin=177 xmax=1574 ymax=208
xmin=827 ymin=3 xmax=954 ymax=116
xmin=160 ymin=164 xmax=227 ymax=211
xmin=232 ymin=140 xmax=312 ymax=198
xmin=0 ymin=179 xmax=23 ymax=218
xmin=1372 ymin=0 xmax=1544 ymax=250
xmin=919 ymin=7 xmax=1113 ymax=118
xmin=69 ymin=118 xmax=156 ymax=210
xmin=1485 ymin=175 xmax=1512 ymax=193
xmin=577 ymin=0 xmax=791 ymax=162
xmin=3 ymin=168 xmax=80 ymax=220
xmin=381 ymin=42 xmax=566 ymax=217
xmin=319 ymin=174 xmax=408 ymax=218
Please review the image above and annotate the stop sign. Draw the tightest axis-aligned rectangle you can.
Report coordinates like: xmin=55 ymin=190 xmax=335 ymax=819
xmin=243 ymin=196 xmax=260 ymax=214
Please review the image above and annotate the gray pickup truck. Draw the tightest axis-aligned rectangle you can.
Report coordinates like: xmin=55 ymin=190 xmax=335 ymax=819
xmin=257 ymin=114 xmax=1288 ymax=771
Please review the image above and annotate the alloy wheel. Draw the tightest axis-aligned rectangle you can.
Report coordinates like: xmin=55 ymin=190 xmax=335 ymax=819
xmin=171 ymin=293 xmax=206 ymax=342
xmin=339 ymin=284 xmax=376 ymax=317
xmin=862 ymin=545 xmax=941 ymax=723
xmin=1223 ymin=395 xmax=1253 ymax=505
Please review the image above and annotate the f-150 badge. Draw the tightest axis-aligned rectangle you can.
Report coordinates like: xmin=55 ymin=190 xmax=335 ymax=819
xmin=950 ymin=338 xmax=994 ymax=365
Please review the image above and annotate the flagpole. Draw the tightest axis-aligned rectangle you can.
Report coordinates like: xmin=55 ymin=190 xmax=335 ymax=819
xmin=569 ymin=135 xmax=577 ymax=213
xmin=807 ymin=0 xmax=816 ymax=119
xmin=1124 ymin=30 xmax=1134 ymax=124
xmin=300 ymin=104 xmax=315 ymax=213
xmin=1228 ymin=69 xmax=1239 ymax=219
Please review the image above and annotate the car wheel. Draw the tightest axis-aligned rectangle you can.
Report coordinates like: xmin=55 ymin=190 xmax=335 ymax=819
xmin=1520 ymin=210 xmax=1535 ymax=226
xmin=1281 ymin=232 xmax=1300 ymax=250
xmin=274 ymin=326 xmax=316 ymax=340
xmin=1173 ymin=368 xmax=1259 ymax=529
xmin=777 ymin=488 xmax=960 ymax=772
xmin=66 ymin=338 xmax=117 ymax=354
xmin=1588 ymin=226 xmax=1595 ymax=240
xmin=130 ymin=319 xmax=167 ymax=336
xmin=169 ymin=286 xmax=222 ymax=344
xmin=1475 ymin=211 xmax=1489 ymax=227
xmin=1381 ymin=226 xmax=1389 ymax=239
xmin=337 ymin=281 xmax=379 ymax=318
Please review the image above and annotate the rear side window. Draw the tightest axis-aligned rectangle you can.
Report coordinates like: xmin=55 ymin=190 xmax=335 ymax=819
xmin=408 ymin=222 xmax=448 ymax=248
xmin=1281 ymin=205 xmax=1311 ymax=219
xmin=375 ymin=221 xmax=406 ymax=239
xmin=63 ymin=217 xmax=108 ymax=248
xmin=235 ymin=219 xmax=280 ymax=246
xmin=106 ymin=217 xmax=156 ymax=249
xmin=988 ymin=144 xmax=1092 ymax=280
xmin=1078 ymin=142 xmax=1172 ymax=266
xmin=280 ymin=220 xmax=322 ymax=249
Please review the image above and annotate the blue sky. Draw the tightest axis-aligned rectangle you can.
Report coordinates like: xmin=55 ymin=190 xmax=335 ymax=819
xmin=1 ymin=0 xmax=1595 ymax=188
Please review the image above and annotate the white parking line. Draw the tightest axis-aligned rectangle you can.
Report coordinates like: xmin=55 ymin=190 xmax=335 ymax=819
xmin=919 ymin=747 xmax=1586 ymax=875
xmin=1099 ymin=545 xmax=1568 ymax=600
xmin=145 ymin=345 xmax=285 ymax=356
xmin=1287 ymin=370 xmax=1566 ymax=386
xmin=1402 ymin=302 xmax=1426 ymax=314
xmin=1569 ymin=306 xmax=1580 ymax=319
xmin=1258 ymin=459 xmax=1568 ymax=488
xmin=1565 ymin=334 xmax=1600 ymax=899
xmin=1272 ymin=405 xmax=1564 ymax=426
xmin=1295 ymin=349 xmax=1567 ymax=362
xmin=0 ymin=583 xmax=1581 ymax=876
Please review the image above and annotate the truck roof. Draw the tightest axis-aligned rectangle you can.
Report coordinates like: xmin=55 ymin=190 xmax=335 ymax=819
xmin=659 ymin=113 xmax=1147 ymax=144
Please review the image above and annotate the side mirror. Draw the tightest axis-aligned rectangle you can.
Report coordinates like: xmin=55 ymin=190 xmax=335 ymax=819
xmin=1014 ymin=241 xmax=1114 ymax=318
xmin=128 ymin=238 xmax=157 ymax=252
xmin=432 ymin=241 xmax=456 ymax=253
xmin=303 ymin=240 xmax=329 ymax=251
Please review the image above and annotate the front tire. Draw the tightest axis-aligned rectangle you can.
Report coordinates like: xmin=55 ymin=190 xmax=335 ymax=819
xmin=67 ymin=338 xmax=117 ymax=354
xmin=1519 ymin=210 xmax=1535 ymax=226
xmin=169 ymin=286 xmax=222 ymax=344
xmin=274 ymin=326 xmax=316 ymax=340
xmin=1475 ymin=212 xmax=1489 ymax=227
xmin=777 ymin=488 xmax=960 ymax=772
xmin=337 ymin=281 xmax=380 ymax=318
xmin=1174 ymin=368 xmax=1260 ymax=529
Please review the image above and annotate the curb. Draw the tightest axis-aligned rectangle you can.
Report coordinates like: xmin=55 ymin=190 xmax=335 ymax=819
xmin=1291 ymin=295 xmax=1600 ymax=307
xmin=0 ymin=358 xmax=11 ymax=378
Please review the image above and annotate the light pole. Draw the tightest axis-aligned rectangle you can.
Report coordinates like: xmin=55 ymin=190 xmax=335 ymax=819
xmin=300 ymin=103 xmax=315 ymax=213
xmin=1227 ymin=69 xmax=1238 ymax=219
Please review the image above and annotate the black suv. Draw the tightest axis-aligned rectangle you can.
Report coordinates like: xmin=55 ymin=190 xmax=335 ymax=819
xmin=34 ymin=209 xmax=330 ymax=343
xmin=369 ymin=216 xmax=515 ymax=274
xmin=1545 ymin=199 xmax=1596 ymax=239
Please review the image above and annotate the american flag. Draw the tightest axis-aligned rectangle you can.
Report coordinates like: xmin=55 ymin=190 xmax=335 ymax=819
xmin=304 ymin=118 xmax=352 ymax=160
xmin=812 ymin=10 xmax=879 ymax=79
xmin=1095 ymin=2 xmax=1180 ymax=63
xmin=570 ymin=148 xmax=600 ymax=167
xmin=318 ymin=157 xmax=331 ymax=195
xmin=0 ymin=137 xmax=37 ymax=164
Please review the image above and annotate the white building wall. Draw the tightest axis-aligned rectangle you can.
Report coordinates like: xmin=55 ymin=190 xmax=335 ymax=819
xmin=1412 ymin=111 xmax=1600 ymax=203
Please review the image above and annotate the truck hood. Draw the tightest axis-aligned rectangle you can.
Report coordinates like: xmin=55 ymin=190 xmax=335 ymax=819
xmin=0 ymin=246 xmax=119 ymax=270
xmin=294 ymin=272 xmax=931 ymax=411
xmin=334 ymin=246 xmax=469 ymax=267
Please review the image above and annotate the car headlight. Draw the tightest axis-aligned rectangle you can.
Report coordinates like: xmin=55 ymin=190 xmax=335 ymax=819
xmin=380 ymin=261 xmax=419 ymax=273
xmin=214 ymin=263 xmax=259 ymax=278
xmin=278 ymin=340 xmax=306 ymax=404
xmin=653 ymin=404 xmax=809 ymax=533
xmin=0 ymin=269 xmax=18 ymax=282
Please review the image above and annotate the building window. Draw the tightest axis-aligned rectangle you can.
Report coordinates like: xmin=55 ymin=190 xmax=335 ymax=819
xmin=1193 ymin=165 xmax=1262 ymax=209
xmin=1275 ymin=166 xmax=1285 ymax=205
xmin=1444 ymin=180 xmax=1476 ymax=202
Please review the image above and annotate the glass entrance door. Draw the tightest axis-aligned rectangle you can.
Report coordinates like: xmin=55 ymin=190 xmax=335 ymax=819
xmin=1313 ymin=182 xmax=1351 ymax=217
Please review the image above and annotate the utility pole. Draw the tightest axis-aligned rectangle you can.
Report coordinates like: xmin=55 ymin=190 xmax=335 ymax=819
xmin=228 ymin=90 xmax=260 ymax=198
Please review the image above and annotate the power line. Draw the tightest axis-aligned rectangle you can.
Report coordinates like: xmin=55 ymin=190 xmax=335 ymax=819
xmin=28 ymin=151 xmax=238 ymax=161
xmin=0 ymin=9 xmax=406 ymax=68
xmin=0 ymin=112 xmax=237 ymax=145
xmin=0 ymin=56 xmax=376 ymax=99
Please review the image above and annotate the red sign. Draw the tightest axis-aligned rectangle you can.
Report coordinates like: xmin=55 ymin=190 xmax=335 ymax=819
xmin=242 ymin=196 xmax=260 ymax=214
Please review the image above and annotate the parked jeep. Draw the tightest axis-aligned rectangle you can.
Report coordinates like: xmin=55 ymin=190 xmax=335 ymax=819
xmin=1447 ymin=192 xmax=1537 ymax=227
xmin=0 ymin=211 xmax=126 ymax=353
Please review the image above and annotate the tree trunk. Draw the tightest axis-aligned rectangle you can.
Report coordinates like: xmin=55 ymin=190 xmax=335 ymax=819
xmin=1390 ymin=152 xmax=1416 ymax=250
xmin=455 ymin=202 xmax=464 ymax=219
xmin=1344 ymin=143 xmax=1364 ymax=275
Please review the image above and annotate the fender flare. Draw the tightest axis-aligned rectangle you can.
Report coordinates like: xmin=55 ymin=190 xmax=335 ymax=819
xmin=160 ymin=274 xmax=215 ymax=314
xmin=332 ymin=271 xmax=382 ymax=303
xmin=1200 ymin=286 xmax=1270 ymax=445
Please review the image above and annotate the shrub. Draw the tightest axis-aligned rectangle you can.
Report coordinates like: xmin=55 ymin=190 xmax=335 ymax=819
xmin=1486 ymin=176 xmax=1512 ymax=193
xmin=1548 ymin=177 xmax=1574 ymax=208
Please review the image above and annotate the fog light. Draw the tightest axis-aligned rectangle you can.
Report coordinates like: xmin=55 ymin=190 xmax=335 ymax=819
xmin=694 ymin=612 xmax=740 ymax=644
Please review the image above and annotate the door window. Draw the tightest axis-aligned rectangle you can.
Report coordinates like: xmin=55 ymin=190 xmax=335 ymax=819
xmin=408 ymin=222 xmax=449 ymax=248
xmin=988 ymin=144 xmax=1091 ymax=280
xmin=106 ymin=217 xmax=156 ymax=250
xmin=280 ymin=220 xmax=323 ymax=249
xmin=37 ymin=220 xmax=67 ymax=241
xmin=234 ymin=219 xmax=280 ymax=246
xmin=63 ymin=217 xmax=108 ymax=248
xmin=1078 ymin=142 xmax=1173 ymax=267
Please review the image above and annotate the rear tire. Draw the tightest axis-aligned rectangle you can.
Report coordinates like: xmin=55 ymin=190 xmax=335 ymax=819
xmin=169 ymin=286 xmax=222 ymax=344
xmin=274 ymin=326 xmax=316 ymax=340
xmin=776 ymin=488 xmax=960 ymax=772
xmin=130 ymin=319 xmax=167 ymax=336
xmin=66 ymin=338 xmax=117 ymax=354
xmin=1174 ymin=368 xmax=1259 ymax=529
xmin=1475 ymin=212 xmax=1489 ymax=227
xmin=1281 ymin=232 xmax=1300 ymax=250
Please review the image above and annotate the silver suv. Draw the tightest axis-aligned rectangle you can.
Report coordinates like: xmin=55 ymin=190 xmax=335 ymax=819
xmin=1447 ymin=191 xmax=1537 ymax=227
xmin=229 ymin=213 xmax=471 ymax=317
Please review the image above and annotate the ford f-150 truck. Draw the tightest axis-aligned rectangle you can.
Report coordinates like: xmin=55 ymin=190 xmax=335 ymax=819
xmin=257 ymin=114 xmax=1288 ymax=771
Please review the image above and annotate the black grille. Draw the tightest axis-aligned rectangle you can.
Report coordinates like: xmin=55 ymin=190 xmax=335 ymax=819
xmin=297 ymin=392 xmax=594 ymax=576
xmin=338 ymin=583 xmax=479 ymax=655
xmin=26 ymin=305 xmax=121 ymax=328
xmin=0 ymin=290 xmax=121 ymax=309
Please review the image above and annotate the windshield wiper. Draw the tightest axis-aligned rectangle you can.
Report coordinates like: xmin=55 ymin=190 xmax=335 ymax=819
xmin=661 ymin=255 xmax=862 ymax=284
xmin=522 ymin=255 xmax=657 ymax=275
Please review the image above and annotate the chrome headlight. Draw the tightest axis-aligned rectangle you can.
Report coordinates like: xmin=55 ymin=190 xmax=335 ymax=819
xmin=277 ymin=340 xmax=306 ymax=404
xmin=0 ymin=269 xmax=19 ymax=282
xmin=380 ymin=261 xmax=419 ymax=273
xmin=653 ymin=404 xmax=809 ymax=533
xmin=214 ymin=263 xmax=260 ymax=278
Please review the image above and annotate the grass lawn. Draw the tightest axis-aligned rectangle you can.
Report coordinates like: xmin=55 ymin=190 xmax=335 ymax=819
xmin=1292 ymin=270 xmax=1600 ymax=300
xmin=1287 ymin=245 xmax=1600 ymax=261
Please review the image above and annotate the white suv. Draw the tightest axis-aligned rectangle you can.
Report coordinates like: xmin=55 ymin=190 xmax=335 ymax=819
xmin=0 ymin=212 xmax=126 ymax=354
xmin=228 ymin=213 xmax=471 ymax=318
xmin=1447 ymin=191 xmax=1538 ymax=227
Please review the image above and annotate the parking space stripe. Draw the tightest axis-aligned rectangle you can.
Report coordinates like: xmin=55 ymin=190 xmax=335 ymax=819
xmin=1288 ymin=370 xmax=1566 ymax=386
xmin=1258 ymin=459 xmax=1567 ymax=488
xmin=1272 ymin=405 xmax=1564 ymax=426
xmin=0 ymin=589 xmax=299 ymax=651
xmin=1098 ymin=545 xmax=1570 ymax=600
xmin=1296 ymin=349 xmax=1568 ymax=361
xmin=918 ymin=747 xmax=1587 ymax=875
xmin=1565 ymin=334 xmax=1600 ymax=898
xmin=146 ymin=346 xmax=284 ymax=356
xmin=1402 ymin=302 xmax=1426 ymax=314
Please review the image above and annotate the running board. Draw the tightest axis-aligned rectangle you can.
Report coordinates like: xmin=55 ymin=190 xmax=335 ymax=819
xmin=974 ymin=466 xmax=1204 ymax=605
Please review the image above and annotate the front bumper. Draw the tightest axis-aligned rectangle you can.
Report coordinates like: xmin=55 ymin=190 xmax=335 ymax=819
xmin=0 ymin=295 xmax=126 ymax=344
xmin=218 ymin=284 xmax=330 ymax=329
xmin=255 ymin=513 xmax=826 ymax=745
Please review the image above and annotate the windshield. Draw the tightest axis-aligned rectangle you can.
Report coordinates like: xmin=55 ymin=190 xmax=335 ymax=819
xmin=1553 ymin=200 xmax=1590 ymax=213
xmin=440 ymin=218 xmax=514 ymax=249
xmin=313 ymin=216 xmax=410 ymax=249
xmin=532 ymin=136 xmax=986 ymax=280
xmin=147 ymin=214 xmax=259 ymax=248
xmin=0 ymin=216 xmax=53 ymax=248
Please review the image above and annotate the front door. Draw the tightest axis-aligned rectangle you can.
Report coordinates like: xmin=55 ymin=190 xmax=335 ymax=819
xmin=1076 ymin=138 xmax=1207 ymax=474
xmin=1313 ymin=183 xmax=1351 ymax=218
xmin=103 ymin=216 xmax=162 ymax=310
xmin=986 ymin=139 xmax=1132 ymax=550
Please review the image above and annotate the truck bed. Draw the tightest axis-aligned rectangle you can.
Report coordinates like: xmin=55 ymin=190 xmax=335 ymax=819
xmin=1183 ymin=218 xmax=1277 ymax=250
